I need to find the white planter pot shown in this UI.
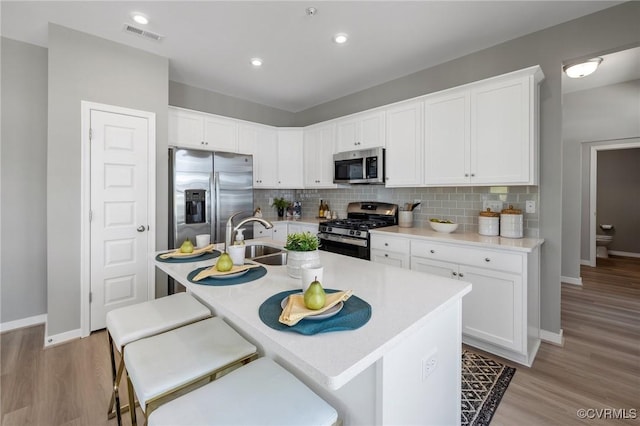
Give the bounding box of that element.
[286,250,320,278]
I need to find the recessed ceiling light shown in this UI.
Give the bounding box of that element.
[132,13,149,25]
[333,33,348,44]
[563,58,603,78]
[250,58,263,67]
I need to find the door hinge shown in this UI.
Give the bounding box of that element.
[89,210,93,222]
[89,128,93,141]
[89,292,92,303]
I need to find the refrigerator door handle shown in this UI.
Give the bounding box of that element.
[214,171,221,241]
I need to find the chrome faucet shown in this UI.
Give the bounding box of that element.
[225,211,274,250]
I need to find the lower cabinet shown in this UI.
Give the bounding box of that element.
[371,233,540,367]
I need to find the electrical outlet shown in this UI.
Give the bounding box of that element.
[268,197,273,206]
[422,349,438,381]
[526,200,536,214]
[482,200,503,212]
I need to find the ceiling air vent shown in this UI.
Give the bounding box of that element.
[123,24,163,42]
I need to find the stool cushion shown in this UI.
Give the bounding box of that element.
[125,317,257,412]
[148,358,338,426]
[106,293,211,351]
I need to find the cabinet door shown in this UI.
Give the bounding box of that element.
[203,115,238,153]
[370,249,409,269]
[471,77,531,184]
[460,265,523,352]
[411,257,458,279]
[288,223,318,235]
[277,129,304,188]
[423,91,470,185]
[304,124,336,188]
[385,101,423,187]
[335,111,385,152]
[169,108,204,149]
[272,222,288,242]
[253,223,273,239]
[239,124,278,187]
[335,118,359,152]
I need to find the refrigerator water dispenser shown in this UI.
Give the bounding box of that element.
[185,189,206,224]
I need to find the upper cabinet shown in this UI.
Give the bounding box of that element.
[423,66,543,186]
[335,110,386,152]
[238,123,278,188]
[276,128,304,189]
[169,107,238,152]
[385,100,424,187]
[304,123,337,188]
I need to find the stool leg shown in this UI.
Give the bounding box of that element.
[127,373,138,426]
[107,333,123,426]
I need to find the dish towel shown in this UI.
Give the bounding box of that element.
[192,263,262,281]
[159,244,216,259]
[279,290,353,326]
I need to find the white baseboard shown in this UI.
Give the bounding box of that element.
[43,324,82,348]
[609,250,640,259]
[0,314,47,333]
[580,259,592,266]
[561,275,583,286]
[540,328,564,346]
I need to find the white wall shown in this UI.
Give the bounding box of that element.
[1,38,48,325]
[562,79,640,273]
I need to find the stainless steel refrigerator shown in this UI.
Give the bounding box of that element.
[169,147,254,252]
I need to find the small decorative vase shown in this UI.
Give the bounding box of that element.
[277,207,284,218]
[286,249,320,278]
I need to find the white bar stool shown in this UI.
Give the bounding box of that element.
[125,316,258,426]
[106,292,212,425]
[147,357,338,426]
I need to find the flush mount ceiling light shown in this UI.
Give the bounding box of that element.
[563,57,603,78]
[250,58,263,67]
[132,13,149,25]
[333,33,348,44]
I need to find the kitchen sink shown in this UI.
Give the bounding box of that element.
[251,252,287,266]
[244,244,282,258]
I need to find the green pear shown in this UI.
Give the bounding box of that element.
[179,239,194,253]
[304,277,326,310]
[216,252,233,272]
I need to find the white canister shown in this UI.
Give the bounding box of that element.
[478,209,500,236]
[500,205,523,238]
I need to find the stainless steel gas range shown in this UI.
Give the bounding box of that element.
[318,201,398,260]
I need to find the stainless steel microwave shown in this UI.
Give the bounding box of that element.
[333,147,385,184]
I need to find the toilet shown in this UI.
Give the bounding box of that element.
[596,235,613,258]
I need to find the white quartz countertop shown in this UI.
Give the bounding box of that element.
[371,225,544,252]
[153,244,470,391]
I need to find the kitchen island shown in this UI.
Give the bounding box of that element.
[154,244,471,425]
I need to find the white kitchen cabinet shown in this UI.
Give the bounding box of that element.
[304,123,337,188]
[385,100,424,187]
[370,234,410,269]
[169,107,239,152]
[423,65,543,186]
[410,238,538,366]
[276,129,304,189]
[335,110,385,152]
[271,222,288,243]
[288,223,318,236]
[239,123,278,187]
[252,223,274,239]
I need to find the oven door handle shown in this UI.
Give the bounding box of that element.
[318,233,368,247]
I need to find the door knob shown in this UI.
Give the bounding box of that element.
[137,225,145,232]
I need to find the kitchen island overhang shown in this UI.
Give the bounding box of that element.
[153,244,471,425]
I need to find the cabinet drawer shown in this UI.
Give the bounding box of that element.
[370,235,410,254]
[411,240,522,274]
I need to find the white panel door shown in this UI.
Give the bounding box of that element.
[90,110,150,331]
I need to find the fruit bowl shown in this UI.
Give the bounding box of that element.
[429,221,459,233]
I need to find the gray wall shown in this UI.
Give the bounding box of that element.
[168,2,640,335]
[596,149,640,253]
[169,81,296,127]
[46,24,168,336]
[0,38,48,323]
[563,80,640,267]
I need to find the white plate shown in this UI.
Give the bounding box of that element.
[210,268,249,280]
[280,293,344,321]
[164,250,206,259]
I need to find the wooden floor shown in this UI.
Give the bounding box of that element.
[1,256,639,425]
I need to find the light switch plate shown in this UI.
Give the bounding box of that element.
[482,200,503,212]
[526,200,536,213]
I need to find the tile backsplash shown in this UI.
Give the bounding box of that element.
[255,186,539,237]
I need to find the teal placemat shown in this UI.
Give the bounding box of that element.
[259,289,371,335]
[187,264,267,286]
[156,250,221,263]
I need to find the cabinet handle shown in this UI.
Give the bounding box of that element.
[471,173,475,177]
[464,173,469,177]
[384,243,389,246]
[384,254,389,257]
[459,273,464,278]
[452,272,457,276]
[485,258,491,262]
[430,249,435,254]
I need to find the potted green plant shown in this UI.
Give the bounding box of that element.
[271,197,289,218]
[284,232,320,278]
